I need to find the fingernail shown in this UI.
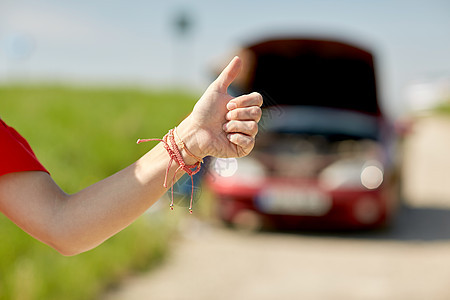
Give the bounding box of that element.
[227,102,237,110]
[223,123,228,131]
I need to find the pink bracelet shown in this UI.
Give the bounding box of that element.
[137,128,201,214]
[174,127,204,163]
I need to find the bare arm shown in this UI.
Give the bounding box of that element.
[0,57,263,256]
[0,143,178,256]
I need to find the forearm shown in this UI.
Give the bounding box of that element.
[0,140,192,256]
[54,141,189,255]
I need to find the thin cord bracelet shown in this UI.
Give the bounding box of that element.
[174,127,204,163]
[137,128,202,214]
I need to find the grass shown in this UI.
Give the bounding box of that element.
[0,84,199,300]
[433,101,450,116]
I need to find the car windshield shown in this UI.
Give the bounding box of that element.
[260,106,380,141]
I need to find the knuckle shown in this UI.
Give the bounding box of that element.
[224,121,233,131]
[236,94,249,106]
[243,136,254,147]
[251,107,261,117]
[249,121,258,133]
[236,135,246,146]
[227,110,236,120]
[254,92,263,106]
[240,92,263,107]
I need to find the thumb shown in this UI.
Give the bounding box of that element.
[213,56,242,94]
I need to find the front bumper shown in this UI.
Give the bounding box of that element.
[208,177,392,230]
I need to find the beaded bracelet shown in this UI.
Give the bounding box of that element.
[137,128,202,214]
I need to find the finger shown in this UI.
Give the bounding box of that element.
[226,106,262,122]
[227,92,263,110]
[223,120,258,137]
[227,133,254,155]
[213,56,242,94]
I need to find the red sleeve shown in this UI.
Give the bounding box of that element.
[0,119,49,177]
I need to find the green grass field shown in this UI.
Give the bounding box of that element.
[0,85,199,300]
[434,101,450,115]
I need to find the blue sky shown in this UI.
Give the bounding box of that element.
[1,0,449,117]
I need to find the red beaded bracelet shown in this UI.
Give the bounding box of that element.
[137,128,202,214]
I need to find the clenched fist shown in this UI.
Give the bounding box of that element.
[177,56,263,161]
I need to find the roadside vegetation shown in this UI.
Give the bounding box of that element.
[433,101,450,115]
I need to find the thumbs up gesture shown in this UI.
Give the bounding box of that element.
[177,56,263,161]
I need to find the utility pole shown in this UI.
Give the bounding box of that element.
[172,7,194,89]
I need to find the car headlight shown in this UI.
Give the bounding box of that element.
[211,157,266,186]
[360,162,384,189]
[319,159,384,190]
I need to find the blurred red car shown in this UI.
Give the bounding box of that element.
[206,37,399,230]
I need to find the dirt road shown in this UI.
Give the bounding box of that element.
[103,116,450,300]
[103,212,450,300]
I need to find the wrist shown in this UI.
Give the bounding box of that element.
[175,119,205,165]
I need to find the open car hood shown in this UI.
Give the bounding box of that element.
[230,37,381,116]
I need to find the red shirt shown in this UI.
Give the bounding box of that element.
[0,119,49,177]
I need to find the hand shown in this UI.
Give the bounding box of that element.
[178,56,263,159]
